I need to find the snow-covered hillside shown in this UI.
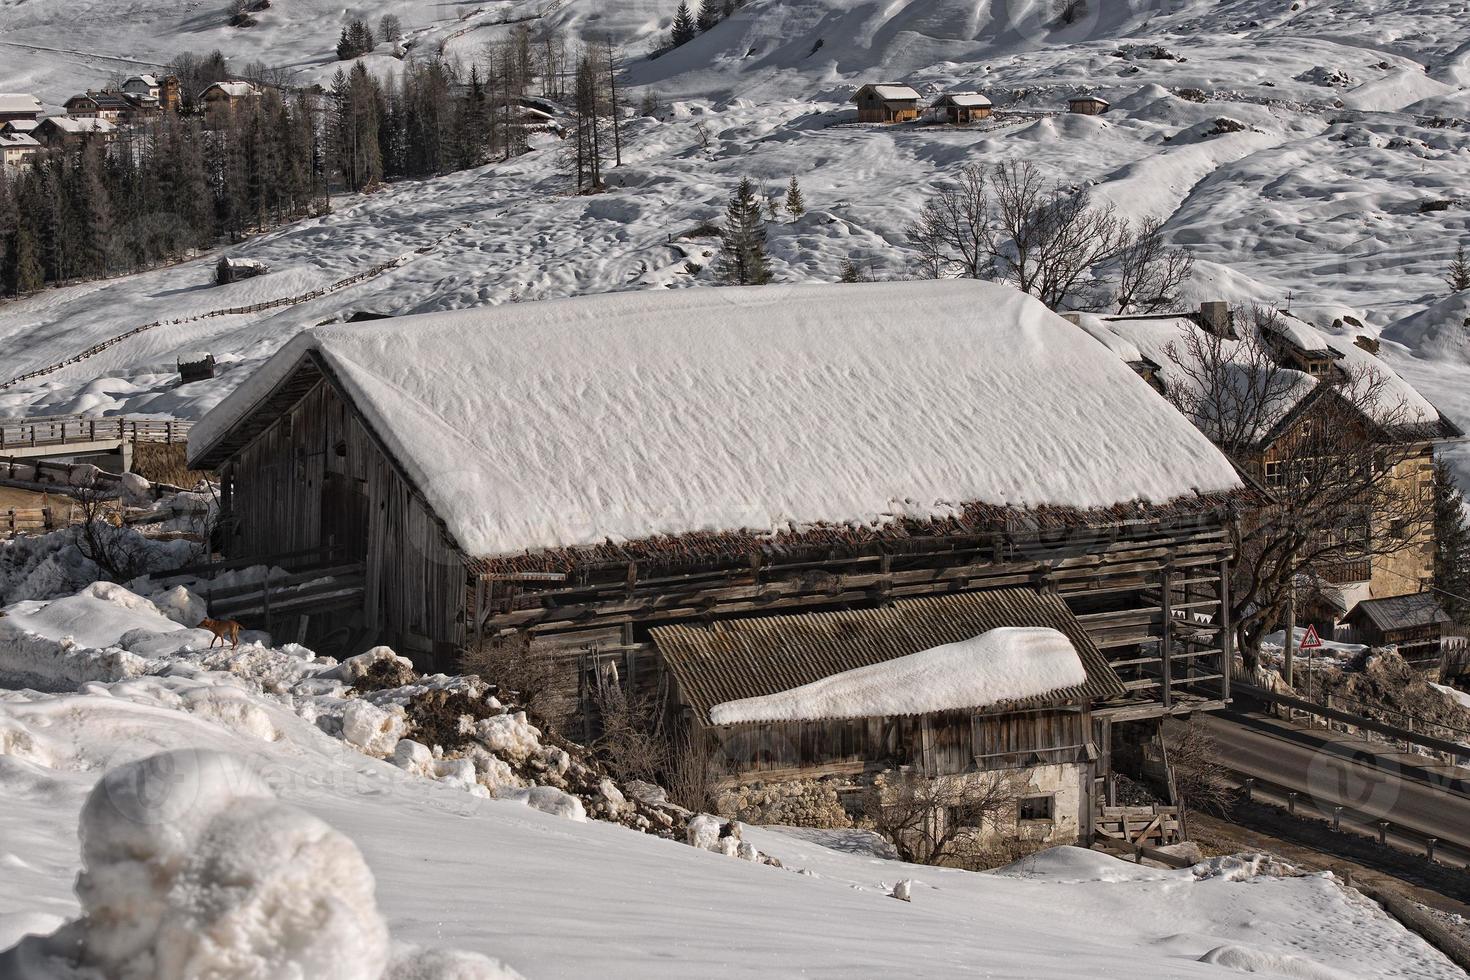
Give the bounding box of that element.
[0,571,1461,978]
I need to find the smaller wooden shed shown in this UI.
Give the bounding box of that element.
[1344,593,1451,665]
[852,84,921,124]
[930,92,993,124]
[177,351,216,384]
[654,589,1126,849]
[1068,95,1111,115]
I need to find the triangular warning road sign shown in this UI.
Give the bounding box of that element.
[1300,624,1323,650]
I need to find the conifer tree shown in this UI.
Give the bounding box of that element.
[670,1,697,46]
[1447,244,1470,294]
[784,174,805,220]
[9,225,44,295]
[715,176,771,286]
[1434,459,1470,625]
[696,0,720,32]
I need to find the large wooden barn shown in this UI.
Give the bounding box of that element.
[190,281,1245,842]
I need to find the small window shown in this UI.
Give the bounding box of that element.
[1018,795,1054,822]
[945,806,984,830]
[1264,461,1283,486]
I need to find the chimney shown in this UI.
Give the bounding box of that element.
[1198,301,1234,338]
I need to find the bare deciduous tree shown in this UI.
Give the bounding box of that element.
[862,769,1023,867]
[904,160,1134,310]
[1164,307,1439,664]
[905,163,991,280]
[1114,215,1195,313]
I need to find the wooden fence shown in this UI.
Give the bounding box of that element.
[0,221,469,393]
[1093,805,1182,847]
[0,415,194,451]
[4,498,125,537]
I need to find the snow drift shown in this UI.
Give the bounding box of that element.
[0,749,517,979]
[709,626,1086,724]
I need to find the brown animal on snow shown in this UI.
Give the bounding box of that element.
[198,617,243,649]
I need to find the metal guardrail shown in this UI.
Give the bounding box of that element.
[1236,682,1470,763]
[1229,768,1470,869]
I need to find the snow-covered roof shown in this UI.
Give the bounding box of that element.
[654,588,1124,723]
[0,133,39,148]
[43,116,115,134]
[1070,94,1110,105]
[204,81,258,99]
[190,281,1243,559]
[176,351,213,364]
[709,627,1086,724]
[0,94,43,116]
[934,92,992,108]
[854,83,920,103]
[2,119,38,133]
[1076,310,1450,442]
[126,74,160,88]
[1268,312,1336,355]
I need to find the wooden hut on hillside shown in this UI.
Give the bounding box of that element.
[851,84,921,123]
[930,92,993,124]
[1069,94,1111,115]
[189,280,1246,841]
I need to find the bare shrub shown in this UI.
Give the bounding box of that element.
[73,486,159,582]
[862,769,1024,867]
[459,631,561,711]
[664,729,727,814]
[1165,721,1232,817]
[591,682,666,784]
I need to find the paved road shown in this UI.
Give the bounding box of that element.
[1192,708,1470,866]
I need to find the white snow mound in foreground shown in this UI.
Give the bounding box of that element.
[0,749,518,980]
[709,626,1086,724]
[188,281,1243,558]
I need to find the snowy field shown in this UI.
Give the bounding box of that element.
[3,1,1470,480]
[0,562,1462,978]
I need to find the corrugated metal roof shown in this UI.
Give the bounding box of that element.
[653,588,1126,725]
[1348,593,1451,633]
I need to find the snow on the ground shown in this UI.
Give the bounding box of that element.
[0,749,518,979]
[3,2,1470,505]
[190,280,1242,557]
[709,626,1086,725]
[0,579,1462,978]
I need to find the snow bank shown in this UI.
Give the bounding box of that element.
[190,282,1242,558]
[709,627,1086,724]
[0,749,516,979]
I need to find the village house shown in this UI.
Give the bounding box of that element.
[0,94,43,126]
[189,281,1246,850]
[200,80,260,115]
[0,132,40,173]
[33,115,116,148]
[122,74,160,101]
[1,118,39,136]
[1342,594,1452,667]
[122,74,182,113]
[851,83,921,123]
[1069,94,1111,115]
[1072,304,1460,645]
[929,92,993,124]
[63,91,138,123]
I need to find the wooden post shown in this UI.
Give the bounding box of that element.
[262,571,273,637]
[1219,558,1232,702]
[1284,593,1296,690]
[1160,568,1173,710]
